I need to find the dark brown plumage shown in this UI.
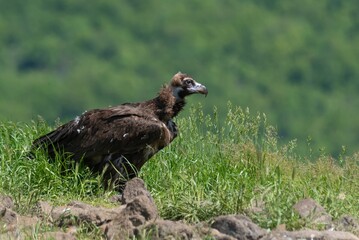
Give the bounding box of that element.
[31,72,208,191]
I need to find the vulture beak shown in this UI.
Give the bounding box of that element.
[188,81,208,97]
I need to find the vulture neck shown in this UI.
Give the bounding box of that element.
[145,85,186,122]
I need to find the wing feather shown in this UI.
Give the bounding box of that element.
[32,107,172,160]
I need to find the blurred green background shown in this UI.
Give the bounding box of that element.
[1,0,358,158]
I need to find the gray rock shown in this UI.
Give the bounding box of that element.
[211,214,267,240]
[103,187,158,239]
[40,231,76,240]
[49,201,124,227]
[121,177,154,204]
[35,201,53,221]
[268,229,359,240]
[0,195,14,209]
[197,225,236,240]
[123,194,158,223]
[293,198,332,228]
[335,215,359,236]
[4,180,358,240]
[0,195,17,230]
[136,219,199,240]
[0,206,40,238]
[0,206,17,225]
[103,194,159,240]
[338,216,359,228]
[32,178,159,240]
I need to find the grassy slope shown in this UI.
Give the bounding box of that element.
[1,104,358,237]
[1,0,359,158]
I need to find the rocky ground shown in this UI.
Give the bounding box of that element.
[1,178,358,240]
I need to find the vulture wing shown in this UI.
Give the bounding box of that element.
[32,106,174,162]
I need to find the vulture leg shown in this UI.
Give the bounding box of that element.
[92,154,138,192]
[167,120,178,140]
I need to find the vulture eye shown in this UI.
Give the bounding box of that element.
[184,79,193,85]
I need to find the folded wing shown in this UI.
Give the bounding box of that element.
[32,107,174,165]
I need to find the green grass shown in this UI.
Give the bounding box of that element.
[141,104,359,230]
[0,118,111,208]
[1,104,358,237]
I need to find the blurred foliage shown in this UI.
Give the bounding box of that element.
[1,0,359,157]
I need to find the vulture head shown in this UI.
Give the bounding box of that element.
[171,72,208,101]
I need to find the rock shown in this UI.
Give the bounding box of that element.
[17,215,40,228]
[338,216,359,228]
[109,194,123,203]
[195,222,235,240]
[36,200,54,222]
[3,180,358,240]
[211,214,267,240]
[121,177,154,204]
[293,198,332,228]
[101,179,158,240]
[49,201,124,227]
[31,178,159,240]
[135,219,199,240]
[269,229,359,240]
[123,194,158,223]
[0,195,14,209]
[197,226,236,240]
[0,233,16,240]
[335,215,359,236]
[104,193,159,240]
[0,195,17,230]
[40,231,76,240]
[0,206,40,237]
[101,216,134,240]
[0,206,17,225]
[208,229,237,240]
